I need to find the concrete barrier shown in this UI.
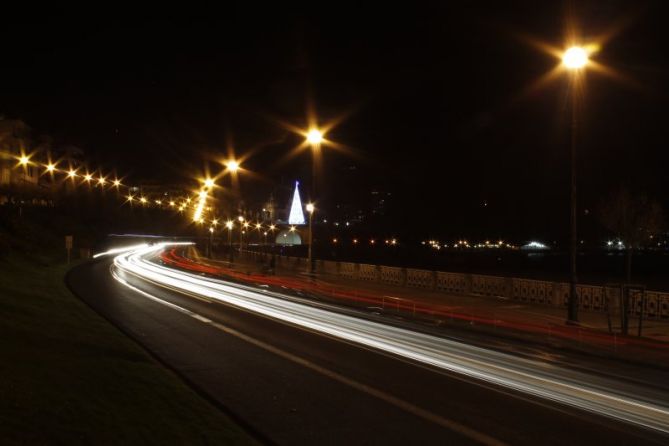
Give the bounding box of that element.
[380,266,404,286]
[406,268,435,290]
[238,248,669,320]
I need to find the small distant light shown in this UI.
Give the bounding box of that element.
[68,170,77,178]
[113,179,121,187]
[45,163,56,172]
[204,178,215,188]
[332,238,338,243]
[306,203,315,213]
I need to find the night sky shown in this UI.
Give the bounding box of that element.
[2,2,668,242]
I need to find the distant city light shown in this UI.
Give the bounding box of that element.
[521,241,549,250]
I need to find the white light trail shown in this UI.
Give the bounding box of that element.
[93,243,150,258]
[112,243,669,435]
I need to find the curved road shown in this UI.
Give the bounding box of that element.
[67,243,669,445]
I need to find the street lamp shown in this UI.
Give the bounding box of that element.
[226,160,240,173]
[305,128,325,275]
[306,203,315,273]
[226,220,234,263]
[238,216,245,252]
[306,128,323,145]
[563,45,589,325]
[208,226,214,258]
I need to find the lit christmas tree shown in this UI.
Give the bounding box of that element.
[288,181,306,225]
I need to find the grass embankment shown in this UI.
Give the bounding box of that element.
[0,208,256,445]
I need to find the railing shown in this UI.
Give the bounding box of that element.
[238,250,669,320]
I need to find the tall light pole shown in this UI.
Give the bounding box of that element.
[237,216,245,252]
[306,128,323,274]
[563,45,588,325]
[226,220,234,263]
[306,203,315,273]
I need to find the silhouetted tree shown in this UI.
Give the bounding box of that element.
[599,187,665,284]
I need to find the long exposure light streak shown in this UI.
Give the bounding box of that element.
[112,243,669,435]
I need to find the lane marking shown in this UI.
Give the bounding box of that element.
[111,268,507,446]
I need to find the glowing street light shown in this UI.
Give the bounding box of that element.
[45,163,56,173]
[563,43,592,325]
[113,179,121,188]
[84,173,93,183]
[67,169,77,179]
[203,178,215,188]
[563,46,588,69]
[18,155,30,166]
[226,220,234,262]
[306,128,323,145]
[97,177,107,186]
[226,160,240,173]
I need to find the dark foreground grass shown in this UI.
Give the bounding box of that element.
[0,256,257,445]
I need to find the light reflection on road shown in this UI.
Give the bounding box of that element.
[112,243,669,435]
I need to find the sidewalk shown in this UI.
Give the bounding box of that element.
[165,248,669,365]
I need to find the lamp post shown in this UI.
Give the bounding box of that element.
[563,45,588,325]
[305,128,323,275]
[306,203,315,273]
[226,220,234,263]
[238,216,244,252]
[208,226,214,258]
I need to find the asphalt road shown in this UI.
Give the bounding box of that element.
[67,253,669,445]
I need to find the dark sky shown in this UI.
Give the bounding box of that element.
[2,2,668,242]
